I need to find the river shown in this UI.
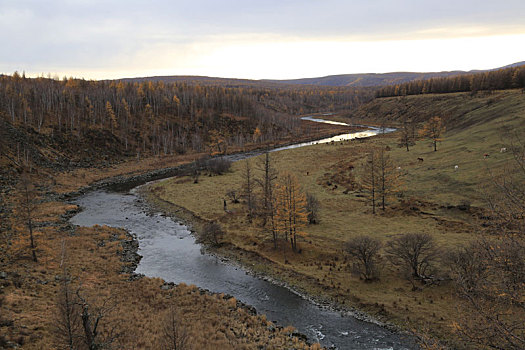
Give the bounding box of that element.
[70,117,416,349]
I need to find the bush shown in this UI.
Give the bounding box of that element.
[206,158,232,175]
[345,236,382,281]
[198,222,224,246]
[225,189,240,203]
[385,233,439,280]
[306,193,320,224]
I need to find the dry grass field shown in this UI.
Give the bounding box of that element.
[149,90,525,348]
[1,131,338,348]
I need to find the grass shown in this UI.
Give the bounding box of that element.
[149,89,525,348]
[1,156,323,349]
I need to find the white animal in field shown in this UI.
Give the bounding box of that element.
[454,165,459,171]
[500,147,507,153]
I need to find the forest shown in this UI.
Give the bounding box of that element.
[375,64,525,97]
[0,73,371,160]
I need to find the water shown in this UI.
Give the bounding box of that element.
[269,117,396,152]
[70,117,415,349]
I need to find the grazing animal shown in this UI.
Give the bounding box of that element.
[500,147,507,153]
[454,165,459,171]
[417,157,424,163]
[484,153,490,159]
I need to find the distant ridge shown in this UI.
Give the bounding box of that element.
[265,61,525,87]
[118,61,525,88]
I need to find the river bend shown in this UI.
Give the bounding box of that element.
[70,118,415,349]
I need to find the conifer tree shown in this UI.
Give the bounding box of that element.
[419,116,445,151]
[274,172,308,252]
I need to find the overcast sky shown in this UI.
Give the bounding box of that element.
[1,0,525,80]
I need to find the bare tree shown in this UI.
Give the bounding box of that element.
[360,148,378,214]
[376,146,402,211]
[447,141,525,349]
[242,160,256,223]
[198,222,224,247]
[256,151,278,248]
[398,118,416,151]
[19,171,37,262]
[306,193,320,224]
[385,233,439,281]
[76,291,118,350]
[162,306,188,350]
[225,189,240,204]
[345,236,382,281]
[55,241,81,350]
[191,161,201,184]
[447,239,525,349]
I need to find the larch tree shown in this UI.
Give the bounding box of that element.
[398,118,416,151]
[55,241,81,349]
[105,101,117,134]
[256,151,278,247]
[419,116,445,152]
[275,172,308,253]
[18,171,37,262]
[376,146,402,211]
[360,148,379,214]
[242,160,256,223]
[162,305,188,350]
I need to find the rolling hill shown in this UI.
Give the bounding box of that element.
[118,61,525,88]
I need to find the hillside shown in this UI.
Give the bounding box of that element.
[268,61,525,87]
[116,61,525,88]
[266,71,468,87]
[145,89,525,349]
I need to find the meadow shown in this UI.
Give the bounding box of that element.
[148,89,525,348]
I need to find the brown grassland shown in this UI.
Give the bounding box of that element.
[0,122,351,349]
[146,90,525,349]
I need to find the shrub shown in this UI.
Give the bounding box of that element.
[385,233,439,280]
[306,193,320,224]
[198,222,224,246]
[206,158,232,175]
[345,236,382,281]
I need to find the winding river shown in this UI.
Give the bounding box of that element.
[70,117,415,349]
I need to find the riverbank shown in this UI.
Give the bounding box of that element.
[139,185,409,333]
[146,125,505,349]
[2,121,355,348]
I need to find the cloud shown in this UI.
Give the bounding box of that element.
[1,0,524,78]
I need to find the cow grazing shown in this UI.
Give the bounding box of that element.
[500,147,507,153]
[417,157,424,163]
[454,165,459,171]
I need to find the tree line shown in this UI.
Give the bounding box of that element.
[375,65,525,98]
[0,73,372,159]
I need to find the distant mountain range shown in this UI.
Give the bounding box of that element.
[120,61,525,88]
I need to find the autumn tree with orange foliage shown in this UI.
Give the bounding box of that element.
[274,173,308,253]
[419,116,445,151]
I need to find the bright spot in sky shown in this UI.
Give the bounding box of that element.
[1,0,524,79]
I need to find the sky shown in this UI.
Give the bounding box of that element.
[1,0,525,80]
